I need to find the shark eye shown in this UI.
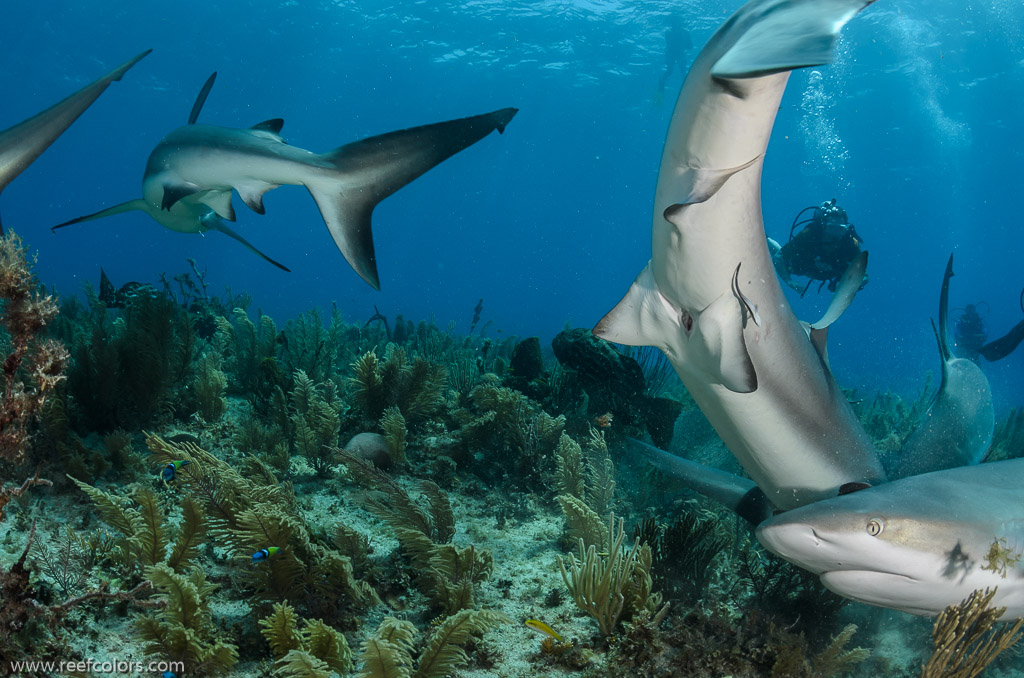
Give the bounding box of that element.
[866,519,884,537]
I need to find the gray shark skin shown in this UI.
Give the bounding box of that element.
[892,255,994,479]
[757,459,1024,618]
[0,50,150,229]
[627,437,774,524]
[594,0,884,510]
[55,80,517,288]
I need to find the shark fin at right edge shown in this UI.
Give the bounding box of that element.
[712,0,875,79]
[51,199,150,230]
[305,107,519,290]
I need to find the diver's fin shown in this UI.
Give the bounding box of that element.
[811,251,868,331]
[712,0,874,78]
[627,437,773,524]
[304,107,518,289]
[188,72,217,125]
[978,319,1024,362]
[204,217,291,272]
[52,199,150,230]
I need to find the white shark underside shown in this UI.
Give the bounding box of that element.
[757,459,1024,618]
[596,0,884,509]
[0,50,150,229]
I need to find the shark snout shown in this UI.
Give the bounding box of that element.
[756,521,829,572]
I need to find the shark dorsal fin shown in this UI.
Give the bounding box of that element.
[937,254,954,362]
[251,119,285,136]
[188,72,218,125]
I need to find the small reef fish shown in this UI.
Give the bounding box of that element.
[252,546,281,562]
[160,460,190,482]
[524,619,563,642]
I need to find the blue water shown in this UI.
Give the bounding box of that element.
[2,0,1021,410]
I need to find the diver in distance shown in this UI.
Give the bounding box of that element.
[654,16,693,104]
[767,199,868,296]
[953,291,1024,362]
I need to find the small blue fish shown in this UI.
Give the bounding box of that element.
[161,460,190,482]
[161,672,177,678]
[252,546,281,562]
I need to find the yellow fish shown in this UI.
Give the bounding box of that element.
[524,619,563,642]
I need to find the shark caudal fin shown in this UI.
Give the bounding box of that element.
[712,0,876,79]
[803,251,869,367]
[0,50,151,197]
[304,107,518,290]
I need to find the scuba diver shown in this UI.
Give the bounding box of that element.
[767,199,867,296]
[953,290,1024,362]
[654,16,693,104]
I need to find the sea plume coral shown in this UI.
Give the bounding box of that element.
[0,230,68,464]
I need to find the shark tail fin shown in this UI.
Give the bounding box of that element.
[304,107,519,289]
[52,199,150,231]
[711,0,875,78]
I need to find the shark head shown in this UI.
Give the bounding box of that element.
[756,462,1024,617]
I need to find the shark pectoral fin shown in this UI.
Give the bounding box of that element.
[663,158,761,220]
[811,251,868,331]
[161,183,200,211]
[204,216,291,272]
[236,181,278,215]
[593,261,677,348]
[196,189,236,221]
[307,107,518,289]
[694,286,757,393]
[52,198,149,231]
[711,0,873,78]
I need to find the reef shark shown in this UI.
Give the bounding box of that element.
[595,0,885,509]
[54,72,518,286]
[892,254,994,479]
[0,49,150,232]
[757,459,1024,618]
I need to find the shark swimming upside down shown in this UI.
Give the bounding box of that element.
[54,72,518,287]
[595,0,885,510]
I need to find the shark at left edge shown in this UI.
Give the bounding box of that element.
[0,49,152,233]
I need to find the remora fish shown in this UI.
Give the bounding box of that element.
[756,459,1024,618]
[892,254,994,478]
[54,72,518,287]
[594,0,885,509]
[0,49,150,231]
